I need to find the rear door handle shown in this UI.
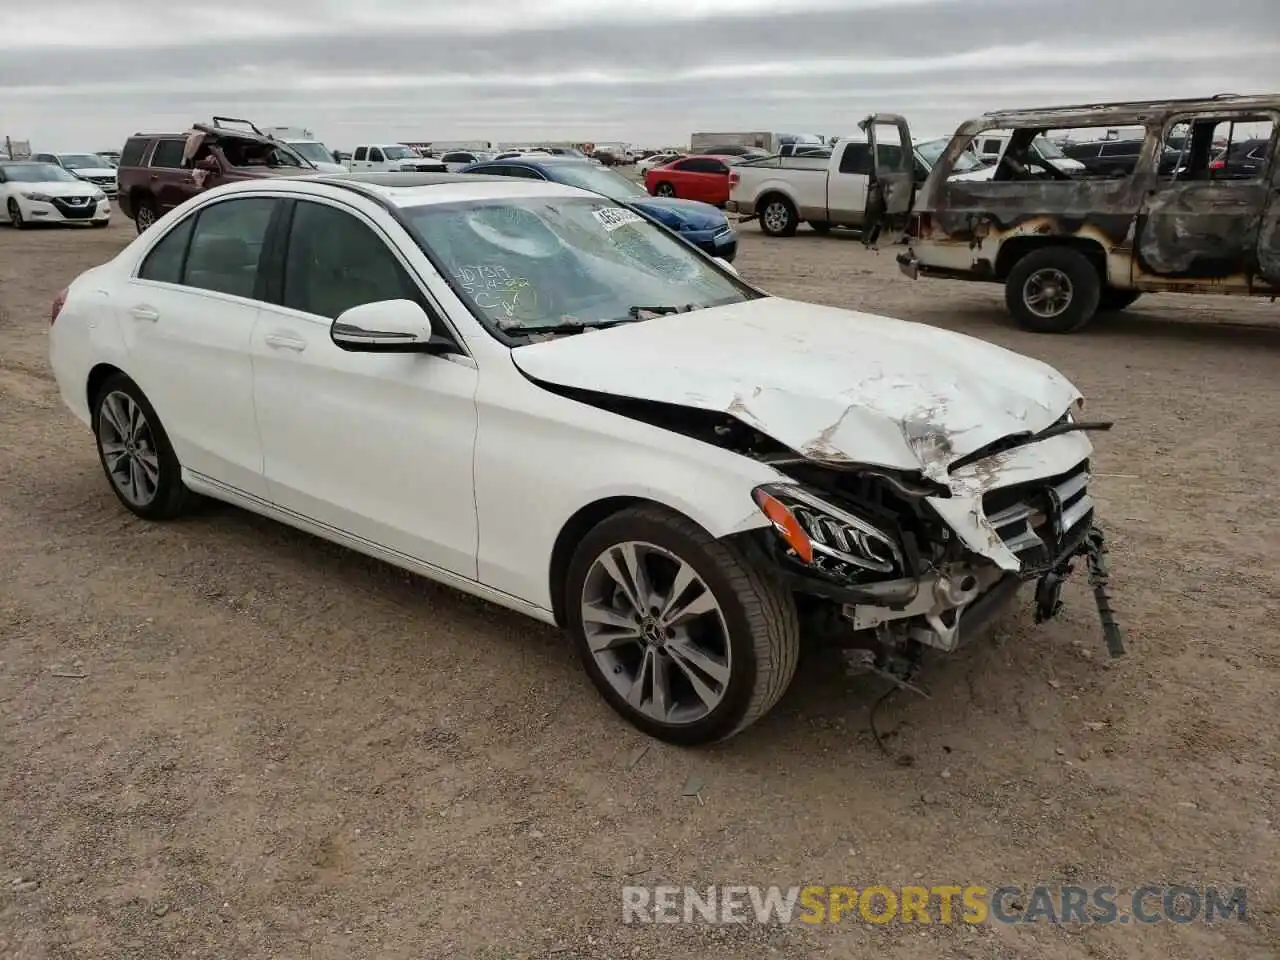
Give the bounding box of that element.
[130,306,160,322]
[264,333,307,352]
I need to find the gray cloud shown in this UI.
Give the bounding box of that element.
[2,0,1276,150]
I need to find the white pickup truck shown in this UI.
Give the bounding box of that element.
[726,133,993,237]
[348,144,447,173]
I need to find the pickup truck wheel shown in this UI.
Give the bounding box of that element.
[566,505,800,745]
[808,220,832,234]
[133,200,157,234]
[1005,247,1101,334]
[1098,288,1141,311]
[654,182,676,197]
[759,197,798,237]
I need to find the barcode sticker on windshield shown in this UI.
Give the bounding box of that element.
[593,207,643,232]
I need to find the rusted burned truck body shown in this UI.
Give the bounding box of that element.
[866,96,1280,333]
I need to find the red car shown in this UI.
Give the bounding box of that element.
[644,155,737,205]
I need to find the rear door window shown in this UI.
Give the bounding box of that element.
[838,143,870,174]
[180,197,278,299]
[149,139,186,168]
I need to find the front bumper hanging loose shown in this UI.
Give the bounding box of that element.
[1034,524,1126,658]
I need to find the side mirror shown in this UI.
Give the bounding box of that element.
[715,257,740,276]
[330,299,449,353]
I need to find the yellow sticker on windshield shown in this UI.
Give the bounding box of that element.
[592,207,643,232]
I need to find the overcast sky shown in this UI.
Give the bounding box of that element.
[2,0,1277,151]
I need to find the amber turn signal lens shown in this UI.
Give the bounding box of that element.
[753,490,814,564]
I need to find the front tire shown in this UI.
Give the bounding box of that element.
[566,505,800,745]
[8,199,29,230]
[1004,247,1101,333]
[92,373,192,520]
[759,196,798,237]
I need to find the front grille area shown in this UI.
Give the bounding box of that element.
[983,459,1092,574]
[52,196,97,219]
[713,224,732,239]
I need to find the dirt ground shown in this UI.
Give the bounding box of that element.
[1,215,1277,960]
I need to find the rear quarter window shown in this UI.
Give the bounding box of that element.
[120,137,150,167]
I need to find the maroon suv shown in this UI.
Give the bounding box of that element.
[117,118,316,233]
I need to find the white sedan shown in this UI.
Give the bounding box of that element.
[48,174,1116,744]
[1,161,111,228]
[637,152,684,175]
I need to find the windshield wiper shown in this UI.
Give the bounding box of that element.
[627,304,695,319]
[505,318,639,337]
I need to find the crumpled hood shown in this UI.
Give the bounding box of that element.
[629,196,726,230]
[512,297,1081,485]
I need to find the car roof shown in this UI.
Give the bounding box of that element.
[201,171,604,209]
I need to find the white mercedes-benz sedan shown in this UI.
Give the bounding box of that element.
[48,173,1122,744]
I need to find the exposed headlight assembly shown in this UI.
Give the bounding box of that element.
[752,483,902,576]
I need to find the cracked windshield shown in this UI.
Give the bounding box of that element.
[405,198,749,333]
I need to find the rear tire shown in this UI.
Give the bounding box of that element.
[1098,288,1141,311]
[759,196,798,237]
[654,182,676,197]
[92,373,193,520]
[565,505,800,745]
[1004,247,1101,333]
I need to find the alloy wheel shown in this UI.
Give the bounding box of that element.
[1023,267,1074,319]
[580,540,731,725]
[97,390,161,507]
[763,201,790,234]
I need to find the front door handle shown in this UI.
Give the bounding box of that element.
[130,306,160,322]
[264,333,307,352]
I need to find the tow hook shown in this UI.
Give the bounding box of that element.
[1035,525,1126,658]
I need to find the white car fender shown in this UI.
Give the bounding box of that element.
[472,353,780,613]
[49,270,131,427]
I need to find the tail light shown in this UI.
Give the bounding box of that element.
[51,287,68,325]
[728,171,740,186]
[1209,158,1225,170]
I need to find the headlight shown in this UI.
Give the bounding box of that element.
[22,192,53,202]
[753,483,902,575]
[92,191,106,201]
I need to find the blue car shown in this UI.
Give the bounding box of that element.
[457,157,737,262]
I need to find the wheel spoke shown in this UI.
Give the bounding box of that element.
[627,647,655,708]
[126,457,144,502]
[100,441,129,470]
[136,451,160,486]
[101,395,129,439]
[662,584,717,626]
[666,637,729,709]
[126,399,145,443]
[600,543,654,615]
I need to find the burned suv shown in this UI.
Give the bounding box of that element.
[862,95,1279,333]
[118,117,317,233]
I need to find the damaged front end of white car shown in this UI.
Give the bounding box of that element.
[744,400,1124,691]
